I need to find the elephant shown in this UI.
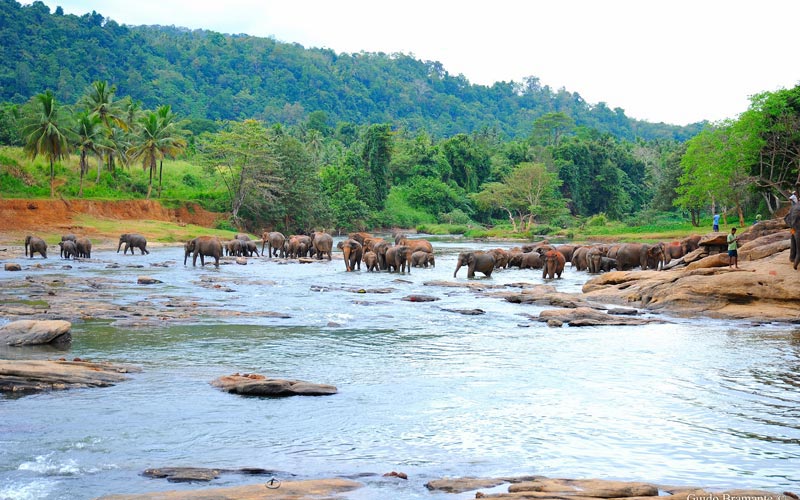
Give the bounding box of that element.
[59,234,77,257]
[555,244,578,263]
[261,231,286,257]
[785,202,800,269]
[642,243,667,270]
[663,241,684,262]
[411,250,435,268]
[542,249,566,279]
[287,235,312,258]
[337,239,363,272]
[614,243,645,271]
[599,256,617,272]
[185,236,223,268]
[533,244,556,256]
[235,233,252,241]
[371,240,391,270]
[224,239,244,256]
[507,251,524,268]
[311,231,333,260]
[393,232,408,245]
[242,240,260,257]
[24,235,48,259]
[58,240,77,259]
[571,246,590,271]
[363,251,379,272]
[454,251,495,279]
[348,232,374,246]
[396,236,433,254]
[519,251,542,269]
[487,248,509,269]
[118,233,149,255]
[384,245,412,273]
[586,247,605,274]
[76,237,92,258]
[521,240,550,253]
[681,234,702,255]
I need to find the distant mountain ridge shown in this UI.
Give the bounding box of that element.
[0,0,703,140]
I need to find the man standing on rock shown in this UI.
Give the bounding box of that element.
[727,227,740,269]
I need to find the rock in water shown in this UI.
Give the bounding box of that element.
[211,373,337,397]
[0,319,71,346]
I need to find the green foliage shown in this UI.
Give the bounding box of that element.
[0,1,702,142]
[437,208,473,225]
[416,223,469,235]
[374,187,436,228]
[585,213,608,227]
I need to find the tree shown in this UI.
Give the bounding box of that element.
[72,111,102,197]
[531,112,574,148]
[744,86,800,212]
[81,81,126,173]
[361,123,393,210]
[127,105,187,199]
[199,119,280,226]
[472,162,564,231]
[22,90,71,198]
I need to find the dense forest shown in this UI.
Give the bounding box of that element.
[0,0,702,141]
[1,0,798,236]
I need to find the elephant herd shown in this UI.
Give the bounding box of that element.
[332,232,435,273]
[450,234,705,280]
[22,233,145,260]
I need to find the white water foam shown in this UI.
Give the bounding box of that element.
[0,480,54,500]
[18,454,80,476]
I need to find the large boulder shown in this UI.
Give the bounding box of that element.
[537,307,663,327]
[583,250,800,322]
[211,373,337,397]
[0,319,71,346]
[0,359,140,393]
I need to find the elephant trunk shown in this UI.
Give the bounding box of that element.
[453,262,462,278]
[117,240,123,253]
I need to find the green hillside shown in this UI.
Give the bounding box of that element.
[0,0,702,141]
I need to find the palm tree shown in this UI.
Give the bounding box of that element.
[22,90,71,198]
[72,111,102,197]
[128,105,187,199]
[81,81,125,173]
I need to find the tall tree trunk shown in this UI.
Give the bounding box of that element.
[158,160,163,198]
[49,159,55,198]
[146,159,154,200]
[78,152,86,197]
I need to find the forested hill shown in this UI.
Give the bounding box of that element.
[0,0,702,140]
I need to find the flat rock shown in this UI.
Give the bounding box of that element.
[211,373,337,397]
[142,467,280,483]
[425,477,510,493]
[0,359,141,394]
[137,276,162,284]
[0,319,71,346]
[95,478,362,500]
[538,307,662,326]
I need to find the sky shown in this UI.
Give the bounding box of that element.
[28,0,800,126]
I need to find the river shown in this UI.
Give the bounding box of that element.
[1,236,798,500]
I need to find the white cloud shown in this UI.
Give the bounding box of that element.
[30,0,800,125]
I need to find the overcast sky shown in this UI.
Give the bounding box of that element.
[29,0,800,126]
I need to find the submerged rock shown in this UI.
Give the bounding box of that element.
[211,373,337,397]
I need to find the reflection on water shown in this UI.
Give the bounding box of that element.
[1,241,799,499]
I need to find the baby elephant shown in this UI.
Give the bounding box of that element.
[411,250,435,268]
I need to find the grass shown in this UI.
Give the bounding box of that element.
[73,215,247,244]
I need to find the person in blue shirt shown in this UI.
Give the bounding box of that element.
[713,213,720,232]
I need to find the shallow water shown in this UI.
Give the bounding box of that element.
[1,237,799,500]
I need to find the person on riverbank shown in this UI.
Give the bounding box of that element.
[727,227,740,269]
[713,213,720,232]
